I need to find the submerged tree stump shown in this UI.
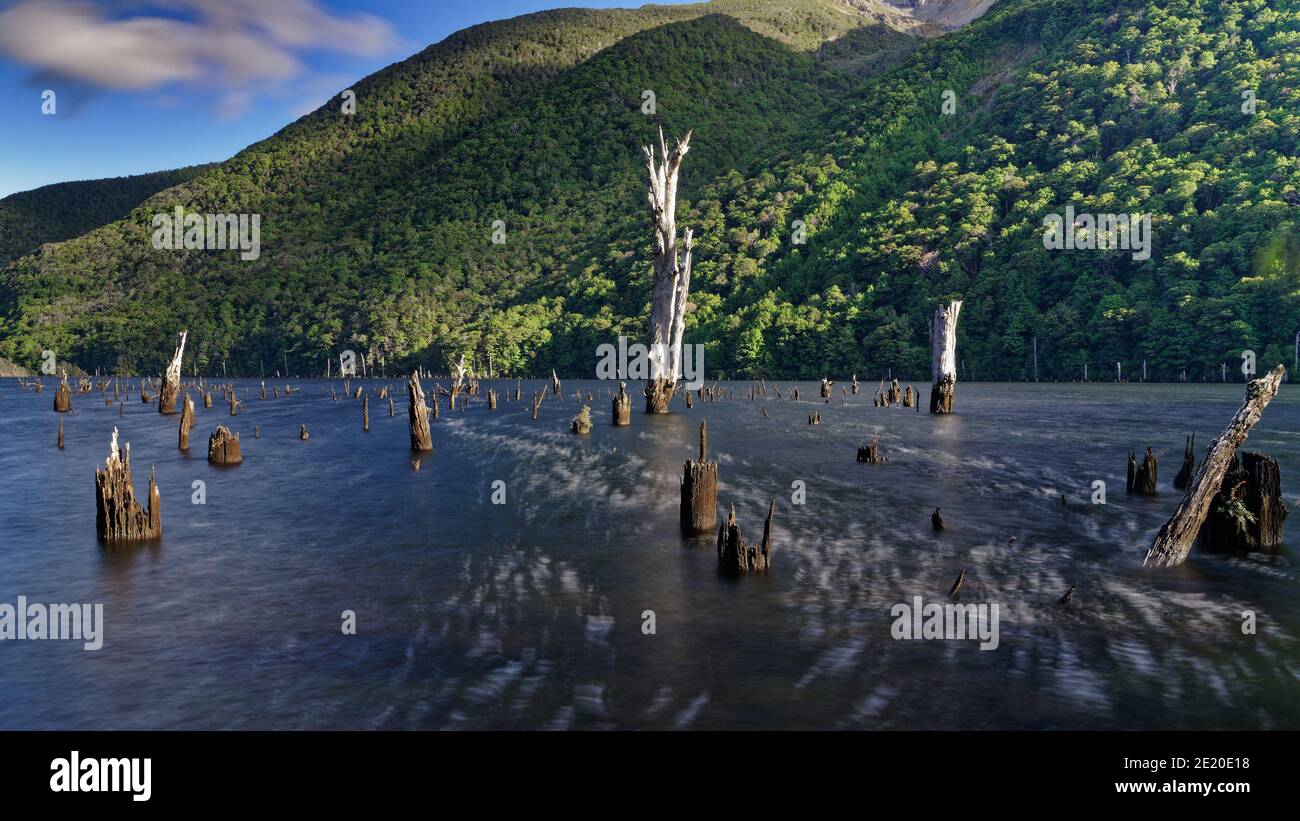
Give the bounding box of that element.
[820,378,833,399]
[571,405,593,435]
[887,379,901,406]
[95,428,161,543]
[857,435,884,464]
[57,418,64,449]
[681,421,718,535]
[929,300,962,414]
[389,397,395,417]
[808,412,821,425]
[552,369,561,396]
[1144,365,1286,567]
[717,501,773,573]
[53,372,73,412]
[300,424,310,441]
[903,385,916,408]
[932,508,945,530]
[363,396,370,431]
[531,391,543,420]
[178,393,195,450]
[612,383,631,426]
[851,375,860,395]
[407,372,432,452]
[1129,448,1158,495]
[1197,451,1288,554]
[207,426,242,465]
[488,389,498,410]
[1173,433,1196,490]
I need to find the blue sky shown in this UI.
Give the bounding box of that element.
[0,0,694,198]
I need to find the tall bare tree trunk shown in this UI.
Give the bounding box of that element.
[643,129,695,414]
[408,371,432,452]
[159,330,187,414]
[929,301,962,414]
[1144,365,1285,568]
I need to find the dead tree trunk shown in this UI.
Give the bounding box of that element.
[551,369,561,397]
[1133,448,1158,495]
[929,300,962,414]
[53,372,72,412]
[681,420,717,535]
[1197,451,1288,554]
[1144,365,1286,567]
[717,503,772,573]
[178,393,195,450]
[57,418,64,449]
[643,129,695,414]
[612,382,631,425]
[1173,433,1196,490]
[207,426,242,465]
[95,428,161,543]
[363,396,370,431]
[159,330,187,414]
[851,374,860,395]
[488,389,498,410]
[408,371,433,452]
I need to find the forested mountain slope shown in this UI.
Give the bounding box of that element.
[2,0,1295,381]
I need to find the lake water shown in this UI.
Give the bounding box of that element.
[0,377,1297,730]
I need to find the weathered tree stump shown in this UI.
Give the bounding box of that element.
[684,391,694,408]
[407,372,432,452]
[57,418,64,449]
[158,331,187,414]
[932,508,944,530]
[903,385,916,408]
[552,369,561,396]
[1130,448,1158,495]
[717,502,772,573]
[1144,365,1285,567]
[228,388,238,416]
[207,426,242,465]
[53,372,73,412]
[851,375,860,395]
[531,391,543,420]
[515,380,522,401]
[792,387,800,401]
[363,396,370,431]
[95,428,161,543]
[1173,433,1196,490]
[1197,451,1288,554]
[929,300,962,414]
[300,424,310,441]
[887,379,901,406]
[820,378,833,399]
[681,420,717,535]
[808,412,821,425]
[487,389,498,410]
[203,391,213,409]
[571,405,593,435]
[857,435,884,464]
[389,397,395,417]
[612,383,631,425]
[178,393,195,450]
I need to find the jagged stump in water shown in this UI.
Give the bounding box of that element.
[53,372,72,412]
[612,382,631,426]
[1198,451,1288,555]
[159,330,186,414]
[717,501,773,574]
[95,428,161,543]
[681,420,717,535]
[207,425,242,465]
[571,405,593,435]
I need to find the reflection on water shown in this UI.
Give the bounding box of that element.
[0,378,1296,729]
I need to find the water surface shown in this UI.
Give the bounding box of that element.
[0,378,1296,729]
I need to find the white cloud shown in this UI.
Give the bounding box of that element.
[0,0,397,114]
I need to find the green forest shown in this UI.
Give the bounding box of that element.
[0,0,1296,381]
